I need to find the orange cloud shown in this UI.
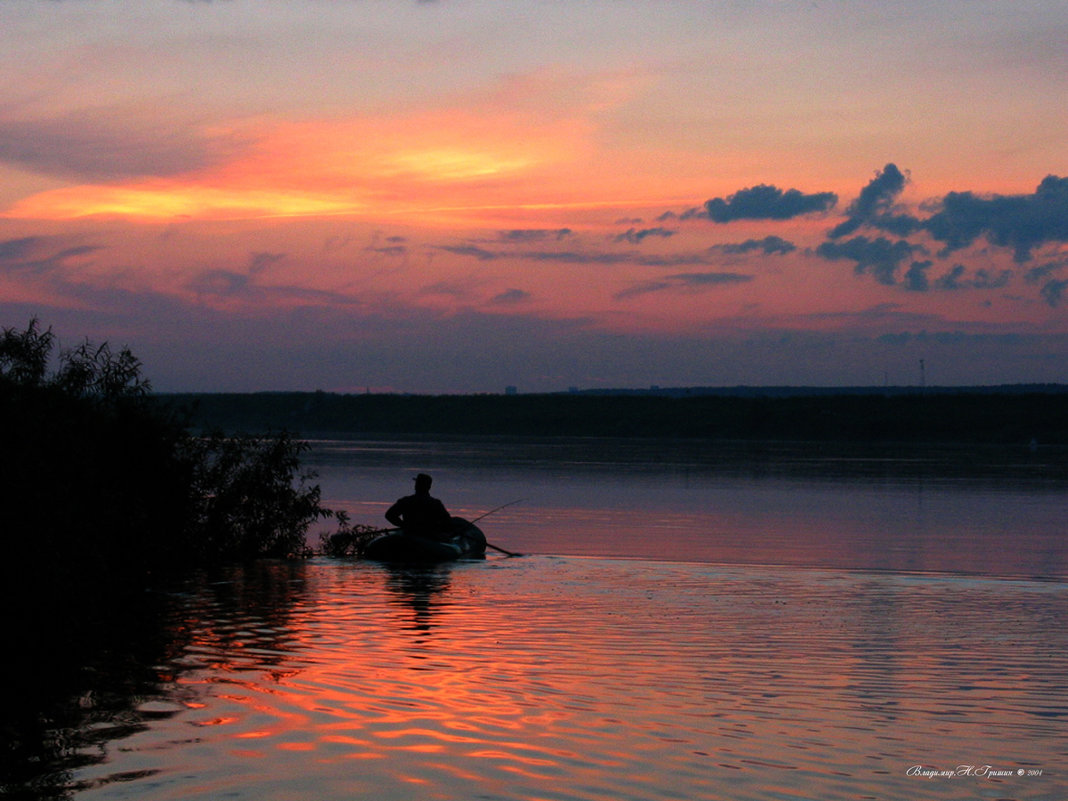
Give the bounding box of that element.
[2,110,594,224]
[4,182,365,220]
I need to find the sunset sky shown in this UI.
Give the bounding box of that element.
[2,0,1066,392]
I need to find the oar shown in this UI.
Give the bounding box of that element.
[471,499,525,557]
[483,541,520,557]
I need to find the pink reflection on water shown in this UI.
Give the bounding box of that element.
[489,481,1065,579]
[311,439,1067,580]
[69,557,1058,801]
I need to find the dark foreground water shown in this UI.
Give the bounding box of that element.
[5,438,1067,800]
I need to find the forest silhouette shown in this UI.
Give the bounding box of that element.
[167,386,1067,445]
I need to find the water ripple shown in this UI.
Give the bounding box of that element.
[55,558,1068,801]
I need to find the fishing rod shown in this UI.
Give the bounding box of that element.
[472,498,525,557]
[470,498,525,524]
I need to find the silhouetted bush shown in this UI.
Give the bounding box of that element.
[183,429,324,561]
[0,320,332,615]
[319,512,383,558]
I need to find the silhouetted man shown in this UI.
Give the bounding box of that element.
[385,473,452,539]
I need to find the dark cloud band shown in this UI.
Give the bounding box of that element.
[689,184,838,222]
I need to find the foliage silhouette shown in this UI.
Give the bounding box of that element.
[319,511,385,558]
[1,320,335,621]
[183,429,325,562]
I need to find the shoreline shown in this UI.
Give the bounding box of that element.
[161,389,1068,446]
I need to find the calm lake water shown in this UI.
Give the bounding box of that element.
[6,438,1067,800]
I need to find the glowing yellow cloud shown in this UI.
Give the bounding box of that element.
[382,148,535,181]
[2,110,589,222]
[5,183,365,220]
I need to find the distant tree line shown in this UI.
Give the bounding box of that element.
[0,321,340,622]
[166,388,1068,445]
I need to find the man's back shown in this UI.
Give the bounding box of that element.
[386,491,451,537]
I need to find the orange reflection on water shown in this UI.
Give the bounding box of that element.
[119,555,1068,801]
